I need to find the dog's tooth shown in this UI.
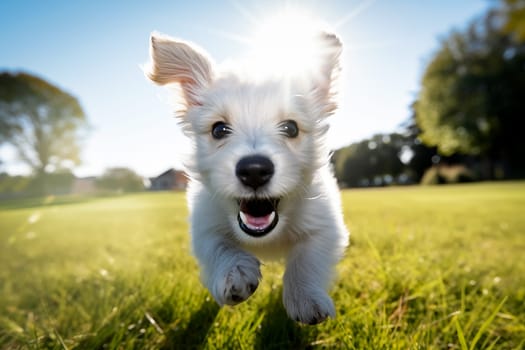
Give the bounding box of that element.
[239,211,248,225]
[269,211,275,224]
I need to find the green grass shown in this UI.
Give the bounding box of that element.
[1,182,524,349]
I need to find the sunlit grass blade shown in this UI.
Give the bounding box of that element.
[469,296,508,350]
[485,336,501,350]
[455,317,469,350]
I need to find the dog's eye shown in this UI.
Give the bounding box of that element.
[211,121,232,139]
[279,120,299,138]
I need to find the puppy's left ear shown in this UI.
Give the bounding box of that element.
[146,32,214,107]
[312,32,342,116]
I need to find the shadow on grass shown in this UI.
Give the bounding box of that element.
[161,299,220,350]
[255,288,314,350]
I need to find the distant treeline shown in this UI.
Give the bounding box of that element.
[0,167,145,199]
[332,129,488,188]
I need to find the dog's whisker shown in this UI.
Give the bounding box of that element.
[305,193,324,201]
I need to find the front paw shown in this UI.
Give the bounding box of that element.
[283,286,335,325]
[211,254,261,306]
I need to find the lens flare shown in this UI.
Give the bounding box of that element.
[246,10,332,76]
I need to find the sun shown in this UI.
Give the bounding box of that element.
[244,9,333,76]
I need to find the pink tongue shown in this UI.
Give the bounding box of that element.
[244,213,271,228]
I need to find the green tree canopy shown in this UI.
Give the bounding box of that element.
[501,0,525,42]
[333,133,408,187]
[415,10,525,177]
[0,71,88,175]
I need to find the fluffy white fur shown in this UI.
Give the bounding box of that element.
[146,31,349,324]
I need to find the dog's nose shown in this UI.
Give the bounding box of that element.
[236,155,274,189]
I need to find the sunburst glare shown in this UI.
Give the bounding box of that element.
[243,9,333,76]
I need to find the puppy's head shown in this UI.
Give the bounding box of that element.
[146,32,341,242]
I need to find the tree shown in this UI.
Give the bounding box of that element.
[96,167,145,193]
[415,10,525,178]
[401,115,439,182]
[333,133,407,187]
[0,71,88,177]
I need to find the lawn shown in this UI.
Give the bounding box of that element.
[0,182,524,349]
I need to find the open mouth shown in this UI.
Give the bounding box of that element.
[237,198,280,237]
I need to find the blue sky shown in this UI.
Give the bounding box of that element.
[0,0,491,177]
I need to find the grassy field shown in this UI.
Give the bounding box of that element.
[0,182,524,349]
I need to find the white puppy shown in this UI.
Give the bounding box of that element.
[146,31,349,325]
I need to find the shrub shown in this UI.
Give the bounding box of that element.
[421,165,476,185]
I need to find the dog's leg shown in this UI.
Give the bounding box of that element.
[188,185,262,306]
[193,234,261,306]
[282,233,343,325]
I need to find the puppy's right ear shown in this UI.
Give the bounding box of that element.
[146,32,214,107]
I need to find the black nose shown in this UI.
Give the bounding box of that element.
[236,155,274,189]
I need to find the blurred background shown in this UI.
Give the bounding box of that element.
[1,0,524,197]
